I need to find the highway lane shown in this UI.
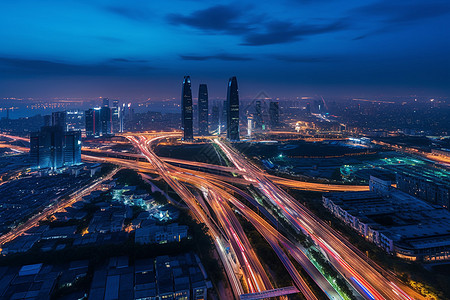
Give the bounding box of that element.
[0,133,422,299]
[128,135,279,298]
[174,166,339,300]
[84,147,324,298]
[0,134,369,193]
[213,139,423,300]
[206,188,273,293]
[82,148,369,192]
[82,145,367,298]
[96,153,419,299]
[138,135,274,294]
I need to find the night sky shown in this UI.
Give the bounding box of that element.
[0,0,449,99]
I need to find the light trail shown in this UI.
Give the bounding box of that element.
[0,167,121,247]
[127,135,277,297]
[213,139,423,300]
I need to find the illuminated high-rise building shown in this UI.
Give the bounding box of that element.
[255,100,263,130]
[211,104,220,134]
[181,76,193,141]
[30,125,81,169]
[63,130,82,166]
[269,101,279,128]
[66,110,84,131]
[100,106,112,136]
[247,116,253,137]
[198,84,209,136]
[85,108,101,137]
[112,100,120,133]
[221,100,227,134]
[226,76,240,141]
[52,111,67,131]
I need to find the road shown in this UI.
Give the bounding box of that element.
[213,139,424,300]
[127,135,278,298]
[0,133,425,299]
[0,134,369,193]
[0,167,121,248]
[82,142,422,299]
[81,148,369,192]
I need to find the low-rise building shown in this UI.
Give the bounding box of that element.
[323,176,450,261]
[135,223,188,245]
[396,171,450,210]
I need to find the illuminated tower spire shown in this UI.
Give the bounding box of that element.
[181,76,193,141]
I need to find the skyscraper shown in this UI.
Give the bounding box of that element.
[85,108,101,138]
[100,106,112,135]
[211,104,220,134]
[63,130,82,166]
[221,100,228,134]
[226,76,240,141]
[30,126,63,169]
[181,76,193,141]
[66,110,84,131]
[247,116,253,137]
[112,100,120,133]
[102,97,110,108]
[255,101,263,130]
[52,111,67,131]
[198,84,208,136]
[269,101,279,128]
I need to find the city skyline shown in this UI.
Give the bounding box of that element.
[0,0,449,99]
[1,1,450,300]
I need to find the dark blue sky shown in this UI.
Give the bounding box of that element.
[0,0,449,99]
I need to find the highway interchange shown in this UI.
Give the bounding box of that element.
[0,132,426,300]
[122,134,423,300]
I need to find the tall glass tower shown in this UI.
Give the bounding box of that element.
[181,76,193,141]
[198,84,209,136]
[226,76,240,141]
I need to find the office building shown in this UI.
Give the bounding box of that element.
[112,100,121,133]
[100,106,112,136]
[63,130,82,166]
[30,126,63,169]
[269,101,279,128]
[66,110,84,131]
[198,84,208,136]
[52,111,67,131]
[247,116,253,137]
[255,100,263,130]
[44,115,51,126]
[211,104,219,134]
[221,100,227,134]
[397,172,450,210]
[323,176,450,261]
[181,76,193,141]
[226,76,240,141]
[85,108,101,138]
[30,125,81,169]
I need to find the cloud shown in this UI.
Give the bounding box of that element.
[242,20,348,46]
[179,54,253,61]
[104,5,151,22]
[0,57,154,77]
[167,5,251,34]
[356,0,450,23]
[271,55,337,63]
[353,0,450,39]
[110,58,150,63]
[168,4,347,46]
